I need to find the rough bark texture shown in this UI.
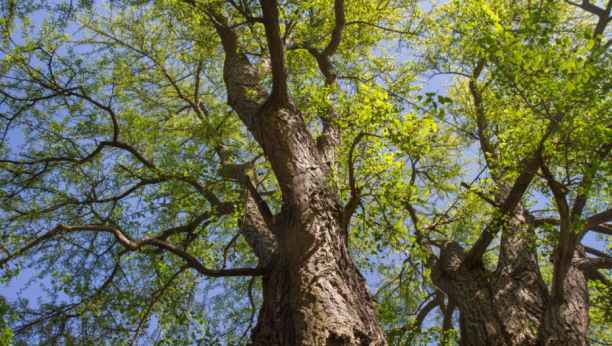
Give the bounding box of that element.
[242,100,384,345]
[197,0,606,344]
[251,208,384,346]
[540,254,590,346]
[194,1,388,344]
[431,241,508,346]
[491,203,549,345]
[428,199,599,346]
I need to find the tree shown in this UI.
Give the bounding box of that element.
[377,0,612,345]
[1,0,612,345]
[0,0,423,344]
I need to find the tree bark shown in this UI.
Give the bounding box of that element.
[491,202,549,345]
[196,3,387,344]
[429,205,593,346]
[540,254,590,346]
[431,241,508,346]
[250,205,385,346]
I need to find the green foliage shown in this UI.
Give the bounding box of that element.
[1,0,612,344]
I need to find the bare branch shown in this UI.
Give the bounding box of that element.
[575,257,612,270]
[583,245,610,258]
[0,225,268,277]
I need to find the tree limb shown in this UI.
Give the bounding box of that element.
[259,0,288,102]
[463,156,540,270]
[0,224,268,277]
[575,257,612,270]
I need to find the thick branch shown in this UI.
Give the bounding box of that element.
[590,223,612,236]
[575,257,612,270]
[564,0,607,17]
[583,245,610,258]
[259,0,288,102]
[464,157,540,269]
[322,0,346,57]
[540,156,574,302]
[580,208,612,238]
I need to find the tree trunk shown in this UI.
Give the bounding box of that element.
[244,102,385,346]
[205,5,388,339]
[250,211,385,346]
[431,241,508,346]
[491,203,549,345]
[430,203,593,346]
[540,254,590,346]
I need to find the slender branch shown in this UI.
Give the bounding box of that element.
[342,132,364,226]
[386,291,444,339]
[129,265,188,345]
[468,60,497,171]
[0,225,268,277]
[345,21,416,36]
[342,133,382,226]
[155,211,217,242]
[460,181,498,207]
[571,141,612,219]
[322,0,346,57]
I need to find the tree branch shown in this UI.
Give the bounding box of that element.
[580,208,612,239]
[563,0,607,17]
[259,0,288,102]
[460,181,498,207]
[322,0,346,57]
[575,257,612,270]
[463,157,540,269]
[386,291,444,339]
[342,132,364,227]
[539,155,575,302]
[570,140,612,220]
[583,245,610,258]
[0,225,268,277]
[345,21,416,36]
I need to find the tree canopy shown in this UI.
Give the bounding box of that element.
[0,0,611,345]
